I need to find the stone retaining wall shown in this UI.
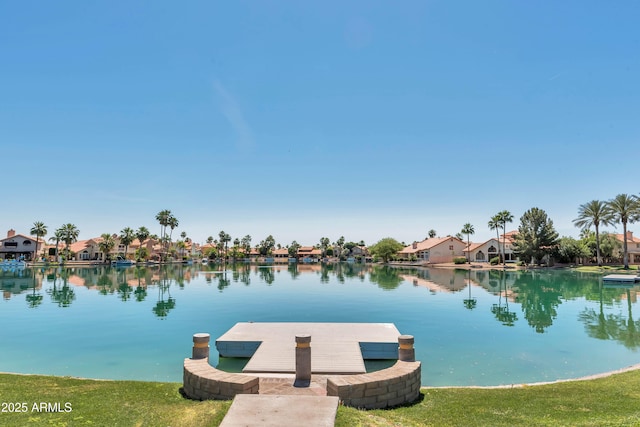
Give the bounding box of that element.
[326,360,421,409]
[183,358,259,400]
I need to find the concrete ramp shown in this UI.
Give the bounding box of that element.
[220,395,339,427]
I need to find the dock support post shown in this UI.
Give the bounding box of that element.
[398,335,415,362]
[192,333,210,360]
[295,334,311,386]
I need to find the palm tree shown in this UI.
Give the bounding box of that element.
[155,210,172,261]
[58,224,80,261]
[241,235,252,258]
[319,237,330,257]
[488,214,502,262]
[98,233,116,262]
[176,240,187,260]
[498,210,514,266]
[607,194,640,269]
[461,223,475,264]
[135,226,150,253]
[167,215,179,250]
[573,200,614,266]
[49,229,64,261]
[218,231,231,260]
[428,229,437,239]
[119,227,136,260]
[30,221,47,262]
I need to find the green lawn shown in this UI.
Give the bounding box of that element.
[572,265,640,273]
[1,370,639,426]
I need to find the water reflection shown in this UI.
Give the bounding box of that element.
[579,284,640,349]
[463,270,477,310]
[491,272,517,327]
[48,268,75,308]
[26,269,44,308]
[2,264,640,337]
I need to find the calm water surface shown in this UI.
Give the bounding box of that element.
[1,263,639,386]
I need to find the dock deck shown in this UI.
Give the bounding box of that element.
[602,274,640,283]
[216,322,401,375]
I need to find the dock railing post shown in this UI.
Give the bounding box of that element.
[192,333,210,360]
[295,334,311,386]
[398,335,415,362]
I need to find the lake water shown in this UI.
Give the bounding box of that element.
[1,263,639,386]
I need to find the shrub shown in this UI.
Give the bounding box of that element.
[490,256,500,265]
[453,257,467,264]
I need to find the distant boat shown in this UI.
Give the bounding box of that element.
[201,259,208,265]
[111,257,135,267]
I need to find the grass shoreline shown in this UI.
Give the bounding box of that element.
[2,364,640,426]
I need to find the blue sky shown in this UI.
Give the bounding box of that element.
[1,1,639,247]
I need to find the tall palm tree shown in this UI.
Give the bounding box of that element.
[155,209,172,261]
[167,215,179,248]
[119,227,136,260]
[135,226,150,252]
[573,200,614,266]
[58,224,80,261]
[30,221,47,262]
[219,230,231,260]
[488,214,502,262]
[607,194,640,269]
[98,233,116,262]
[49,229,64,261]
[498,210,514,266]
[241,235,252,258]
[461,223,475,264]
[176,241,187,260]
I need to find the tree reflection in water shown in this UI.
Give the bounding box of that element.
[48,268,75,308]
[491,271,517,326]
[579,284,640,350]
[26,269,44,309]
[153,270,175,319]
[8,263,640,336]
[368,265,403,290]
[463,270,477,310]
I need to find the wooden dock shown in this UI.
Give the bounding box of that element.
[216,322,401,375]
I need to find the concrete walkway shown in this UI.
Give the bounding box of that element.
[258,374,329,396]
[220,394,339,427]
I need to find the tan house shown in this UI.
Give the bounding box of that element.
[463,232,519,263]
[273,247,290,261]
[349,245,369,258]
[463,238,501,262]
[614,231,640,264]
[51,235,162,262]
[70,238,104,261]
[0,229,42,261]
[297,246,322,262]
[397,236,466,263]
[499,231,519,262]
